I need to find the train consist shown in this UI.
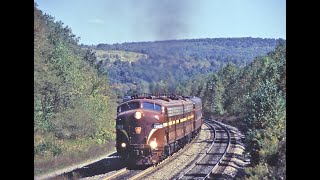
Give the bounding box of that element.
[116,95,202,165]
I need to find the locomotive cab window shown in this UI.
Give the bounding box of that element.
[118,101,140,113]
[142,102,161,112]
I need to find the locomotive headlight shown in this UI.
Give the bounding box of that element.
[150,141,158,149]
[134,111,142,119]
[121,142,126,148]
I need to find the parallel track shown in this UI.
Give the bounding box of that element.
[104,119,231,180]
[104,124,206,180]
[177,119,231,180]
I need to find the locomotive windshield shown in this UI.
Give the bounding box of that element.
[142,102,161,112]
[118,101,140,113]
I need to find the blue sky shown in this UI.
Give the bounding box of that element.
[35,0,286,45]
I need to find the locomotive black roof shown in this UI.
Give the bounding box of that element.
[121,94,200,107]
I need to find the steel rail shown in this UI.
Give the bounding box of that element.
[177,120,216,179]
[176,119,231,180]
[104,124,204,180]
[204,119,231,179]
[103,168,127,180]
[106,120,231,180]
[126,125,204,180]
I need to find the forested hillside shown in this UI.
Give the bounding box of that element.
[34,4,117,174]
[34,2,285,178]
[84,38,286,178]
[82,38,282,97]
[179,41,286,179]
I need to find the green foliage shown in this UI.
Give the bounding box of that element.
[245,163,270,180]
[51,104,96,139]
[241,46,286,179]
[244,81,285,131]
[34,3,286,177]
[85,38,281,96]
[34,141,62,157]
[180,42,286,179]
[93,49,147,63]
[206,74,225,116]
[245,138,286,180]
[34,4,117,165]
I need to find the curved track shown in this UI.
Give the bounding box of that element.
[104,124,208,180]
[176,119,231,180]
[107,119,232,180]
[39,119,244,180]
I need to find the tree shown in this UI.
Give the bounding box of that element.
[34,5,117,162]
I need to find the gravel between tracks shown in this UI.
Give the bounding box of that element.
[209,127,246,179]
[141,124,212,180]
[81,122,246,180]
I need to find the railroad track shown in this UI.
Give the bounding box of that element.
[104,167,145,180]
[103,122,211,180]
[40,119,242,180]
[176,119,231,180]
[104,119,234,180]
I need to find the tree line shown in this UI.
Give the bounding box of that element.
[34,3,117,163]
[179,41,286,179]
[83,37,281,97]
[35,3,285,178]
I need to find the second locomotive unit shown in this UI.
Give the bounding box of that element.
[116,95,202,165]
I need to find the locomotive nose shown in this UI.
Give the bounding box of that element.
[130,114,146,144]
[135,127,142,134]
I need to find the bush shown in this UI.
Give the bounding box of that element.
[34,141,62,157]
[245,163,269,180]
[51,104,96,139]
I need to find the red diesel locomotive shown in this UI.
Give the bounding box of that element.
[116,95,202,165]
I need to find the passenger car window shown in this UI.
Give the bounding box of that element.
[142,102,161,112]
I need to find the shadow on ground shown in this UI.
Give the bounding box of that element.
[51,152,126,179]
